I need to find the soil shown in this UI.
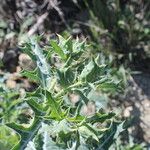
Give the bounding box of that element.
[122,73,150,145]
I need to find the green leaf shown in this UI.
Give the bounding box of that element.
[25,131,64,150]
[57,34,73,53]
[79,124,99,141]
[42,132,64,150]
[73,89,89,104]
[86,112,115,124]
[45,91,62,120]
[57,68,75,87]
[6,117,41,150]
[30,37,51,89]
[50,40,66,60]
[21,43,36,61]
[26,99,46,116]
[41,120,71,136]
[34,133,43,150]
[21,69,39,82]
[0,126,18,150]
[97,81,121,93]
[97,121,125,150]
[80,60,95,80]
[72,38,86,53]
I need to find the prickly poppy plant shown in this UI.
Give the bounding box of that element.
[1,35,125,150]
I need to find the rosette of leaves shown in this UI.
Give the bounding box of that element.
[5,35,125,150]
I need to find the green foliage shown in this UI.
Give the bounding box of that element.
[84,0,150,60]
[1,35,126,150]
[0,126,18,150]
[0,86,21,123]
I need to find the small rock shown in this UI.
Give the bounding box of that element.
[123,106,133,117]
[69,93,79,104]
[6,79,16,88]
[81,102,95,116]
[19,53,36,70]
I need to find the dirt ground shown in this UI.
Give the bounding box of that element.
[123,73,150,145]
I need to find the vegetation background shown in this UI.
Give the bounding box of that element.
[0,0,149,149]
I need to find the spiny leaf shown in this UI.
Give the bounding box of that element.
[80,59,95,80]
[26,99,46,116]
[97,121,125,150]
[57,34,72,53]
[73,89,89,104]
[6,117,41,150]
[21,43,36,61]
[42,132,64,150]
[97,81,121,93]
[86,112,115,124]
[21,69,39,82]
[50,40,66,60]
[57,68,75,87]
[45,91,62,120]
[30,37,51,89]
[72,37,86,53]
[78,124,99,141]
